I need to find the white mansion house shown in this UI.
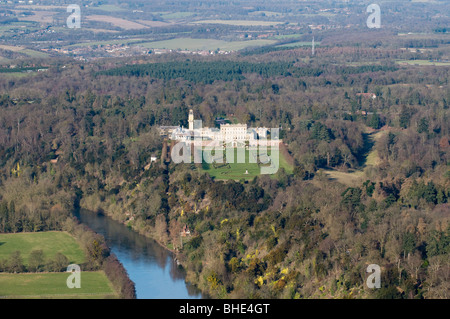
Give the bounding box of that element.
[160,110,277,147]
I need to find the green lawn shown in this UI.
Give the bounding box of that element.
[0,271,117,299]
[199,147,292,180]
[0,232,85,265]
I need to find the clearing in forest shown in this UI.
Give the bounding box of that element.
[323,129,389,186]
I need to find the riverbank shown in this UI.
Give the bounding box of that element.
[76,206,208,299]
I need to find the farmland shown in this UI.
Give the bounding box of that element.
[0,231,85,265]
[0,272,118,299]
[141,37,277,51]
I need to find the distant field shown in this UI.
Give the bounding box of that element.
[85,15,148,30]
[276,41,319,48]
[141,37,276,51]
[294,12,337,17]
[0,232,85,265]
[68,38,147,48]
[0,72,38,79]
[20,49,49,58]
[15,10,57,23]
[397,33,448,40]
[0,45,25,52]
[16,5,66,10]
[396,60,450,66]
[94,4,127,12]
[159,11,196,20]
[0,22,38,36]
[248,11,282,17]
[271,34,304,39]
[193,20,284,26]
[137,20,172,27]
[0,272,117,299]
[0,44,49,59]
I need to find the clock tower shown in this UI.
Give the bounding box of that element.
[188,109,194,130]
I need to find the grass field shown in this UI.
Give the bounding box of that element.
[0,272,117,299]
[20,49,49,58]
[159,11,196,20]
[0,44,49,59]
[396,60,450,66]
[85,15,148,30]
[94,4,127,12]
[199,147,293,180]
[141,37,276,51]
[15,10,57,24]
[0,72,38,79]
[0,232,85,265]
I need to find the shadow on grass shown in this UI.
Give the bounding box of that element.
[356,132,376,168]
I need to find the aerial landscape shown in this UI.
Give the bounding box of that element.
[0,0,448,305]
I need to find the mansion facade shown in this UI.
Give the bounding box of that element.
[160,110,277,147]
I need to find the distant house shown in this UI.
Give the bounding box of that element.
[181,225,191,237]
[165,109,274,146]
[150,156,157,163]
[356,93,377,99]
[159,126,179,136]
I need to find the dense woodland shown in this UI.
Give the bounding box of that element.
[0,41,449,299]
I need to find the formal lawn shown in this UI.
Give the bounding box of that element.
[0,231,85,266]
[199,147,293,180]
[0,271,118,299]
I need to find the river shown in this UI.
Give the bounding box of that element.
[73,209,205,299]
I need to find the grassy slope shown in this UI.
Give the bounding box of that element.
[323,129,387,186]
